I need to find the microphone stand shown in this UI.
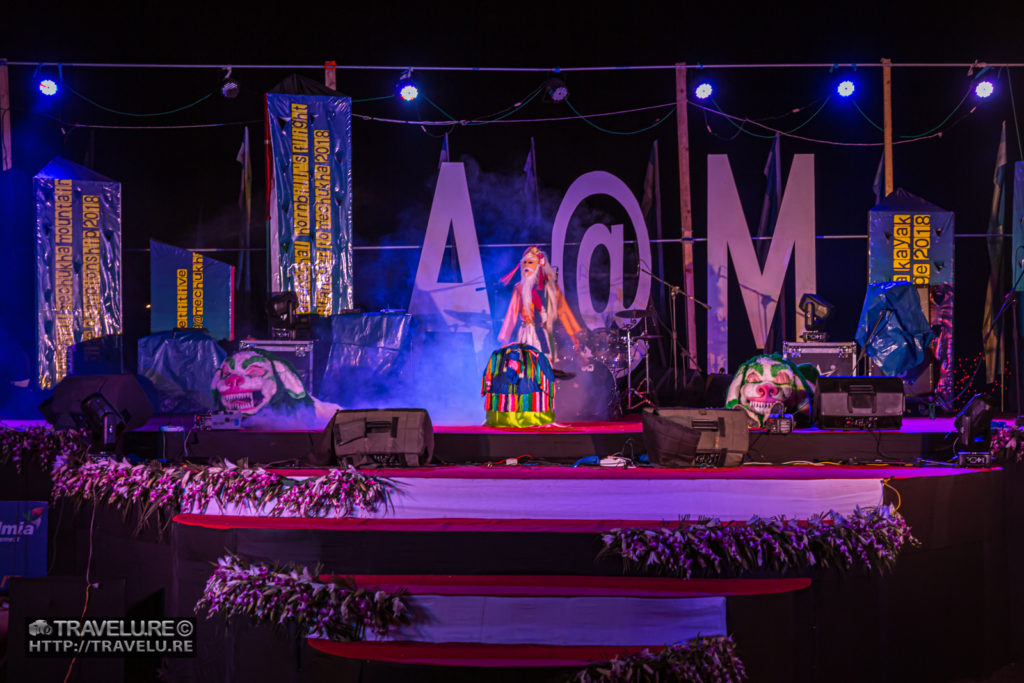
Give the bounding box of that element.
[638,264,710,391]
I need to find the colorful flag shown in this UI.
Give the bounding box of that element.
[523,137,541,226]
[872,153,884,205]
[438,133,449,168]
[236,126,252,294]
[641,140,664,308]
[983,121,1007,383]
[758,135,784,351]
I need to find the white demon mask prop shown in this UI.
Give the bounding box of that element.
[725,354,817,427]
[211,349,312,416]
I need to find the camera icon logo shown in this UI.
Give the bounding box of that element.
[28,619,52,636]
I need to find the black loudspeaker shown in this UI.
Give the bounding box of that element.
[642,407,748,467]
[308,409,434,467]
[38,375,153,450]
[814,376,904,430]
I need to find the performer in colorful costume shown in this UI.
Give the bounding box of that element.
[481,344,556,427]
[724,353,818,428]
[498,246,582,363]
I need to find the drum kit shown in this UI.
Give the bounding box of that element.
[554,308,662,418]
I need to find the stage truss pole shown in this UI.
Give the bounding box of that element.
[882,58,894,197]
[675,63,698,374]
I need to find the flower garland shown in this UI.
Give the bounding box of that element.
[51,458,397,531]
[572,636,746,683]
[991,424,1024,461]
[600,506,918,578]
[195,554,411,641]
[0,425,87,473]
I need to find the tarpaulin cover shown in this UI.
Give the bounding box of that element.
[868,188,954,285]
[34,158,121,389]
[856,282,935,377]
[319,313,414,403]
[137,329,226,414]
[266,86,353,316]
[149,240,235,340]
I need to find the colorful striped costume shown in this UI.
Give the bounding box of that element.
[481,344,556,427]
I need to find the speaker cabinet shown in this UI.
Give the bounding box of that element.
[309,409,434,467]
[814,376,904,430]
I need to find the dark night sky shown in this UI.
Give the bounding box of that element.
[2,1,1024,381]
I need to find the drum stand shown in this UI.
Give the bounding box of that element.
[624,321,655,410]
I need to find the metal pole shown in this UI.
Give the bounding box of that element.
[882,58,894,197]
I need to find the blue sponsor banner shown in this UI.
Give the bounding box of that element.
[34,158,122,389]
[150,241,235,340]
[868,189,954,285]
[0,501,48,589]
[266,92,353,315]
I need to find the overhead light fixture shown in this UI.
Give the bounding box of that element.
[836,79,855,97]
[396,70,419,102]
[974,80,994,98]
[221,66,240,99]
[33,64,60,97]
[544,77,569,103]
[694,82,713,100]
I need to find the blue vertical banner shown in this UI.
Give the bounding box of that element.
[1013,162,1024,334]
[33,158,121,389]
[149,241,235,340]
[266,91,353,315]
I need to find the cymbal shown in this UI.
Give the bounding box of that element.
[614,309,652,319]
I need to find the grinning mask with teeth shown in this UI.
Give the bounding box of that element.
[211,349,311,416]
[724,353,816,428]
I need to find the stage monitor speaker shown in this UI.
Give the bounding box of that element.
[814,376,904,430]
[38,374,153,432]
[308,408,434,467]
[642,407,748,467]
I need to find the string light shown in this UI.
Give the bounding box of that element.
[38,79,58,96]
[837,80,855,97]
[694,83,713,100]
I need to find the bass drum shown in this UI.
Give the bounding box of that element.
[554,361,617,422]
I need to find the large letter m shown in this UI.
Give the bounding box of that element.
[706,154,816,372]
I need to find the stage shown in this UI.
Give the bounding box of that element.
[125,415,962,466]
[2,415,1021,682]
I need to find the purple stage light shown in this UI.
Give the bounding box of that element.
[694,83,713,100]
[974,80,994,98]
[38,79,58,96]
[837,80,855,97]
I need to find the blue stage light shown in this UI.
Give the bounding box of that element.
[396,71,419,102]
[694,82,713,100]
[837,80,855,97]
[38,79,58,96]
[974,80,994,98]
